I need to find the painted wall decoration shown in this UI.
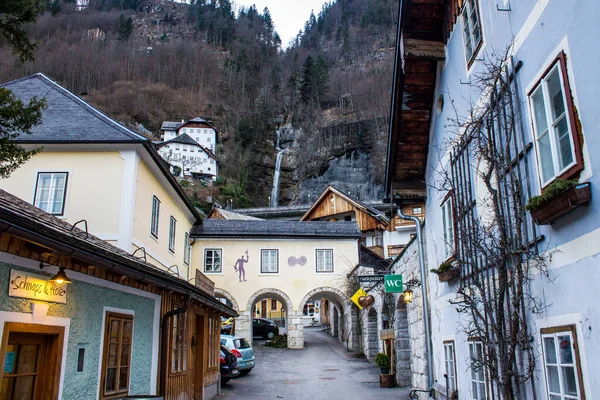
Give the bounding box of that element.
[233,250,249,282]
[287,256,307,267]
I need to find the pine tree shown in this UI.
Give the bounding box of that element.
[117,13,133,41]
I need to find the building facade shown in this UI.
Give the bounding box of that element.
[386,0,599,399]
[156,133,218,179]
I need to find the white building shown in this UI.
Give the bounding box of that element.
[156,133,218,179]
[157,117,218,179]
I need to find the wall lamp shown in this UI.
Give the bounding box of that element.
[39,260,73,285]
[403,279,421,304]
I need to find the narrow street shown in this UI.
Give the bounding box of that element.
[217,327,412,400]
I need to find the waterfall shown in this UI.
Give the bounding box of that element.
[270,129,284,207]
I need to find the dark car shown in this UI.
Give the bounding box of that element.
[220,345,240,384]
[253,318,279,340]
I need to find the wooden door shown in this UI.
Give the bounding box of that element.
[193,315,205,400]
[1,333,46,400]
[260,300,267,319]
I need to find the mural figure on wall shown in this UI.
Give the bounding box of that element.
[234,250,249,282]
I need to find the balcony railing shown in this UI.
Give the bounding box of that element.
[394,213,425,228]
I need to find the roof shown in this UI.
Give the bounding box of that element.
[156,133,216,159]
[0,189,235,316]
[1,73,147,143]
[190,219,362,239]
[161,121,183,130]
[301,186,391,225]
[161,117,217,133]
[207,207,263,221]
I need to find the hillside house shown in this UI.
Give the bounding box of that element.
[161,117,217,152]
[385,0,599,398]
[0,73,237,399]
[156,133,218,179]
[301,186,424,259]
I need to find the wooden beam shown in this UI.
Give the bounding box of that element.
[403,37,445,60]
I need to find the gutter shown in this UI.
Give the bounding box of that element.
[394,197,434,390]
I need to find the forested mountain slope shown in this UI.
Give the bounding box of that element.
[0,0,399,209]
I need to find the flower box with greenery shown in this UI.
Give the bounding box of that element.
[431,261,460,282]
[375,352,390,375]
[526,179,591,225]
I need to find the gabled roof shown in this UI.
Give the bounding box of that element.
[161,117,217,132]
[301,186,390,225]
[1,73,147,143]
[207,207,263,221]
[0,189,235,316]
[190,219,362,239]
[155,133,216,159]
[161,121,183,130]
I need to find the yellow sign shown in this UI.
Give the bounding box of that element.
[350,288,368,309]
[9,269,67,304]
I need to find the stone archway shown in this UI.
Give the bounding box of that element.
[394,296,411,387]
[246,288,294,314]
[214,288,240,312]
[298,286,350,347]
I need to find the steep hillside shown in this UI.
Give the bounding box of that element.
[0,0,398,209]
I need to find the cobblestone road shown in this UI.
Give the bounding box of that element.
[217,327,411,400]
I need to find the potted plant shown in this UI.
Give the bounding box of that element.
[431,261,460,282]
[375,352,390,374]
[526,179,592,225]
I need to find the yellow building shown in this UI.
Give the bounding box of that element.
[0,73,201,277]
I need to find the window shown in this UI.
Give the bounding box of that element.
[207,137,211,143]
[541,326,584,400]
[196,136,200,142]
[413,206,422,215]
[442,196,455,260]
[469,340,487,400]
[387,245,405,258]
[210,159,215,164]
[204,249,222,272]
[183,145,187,152]
[529,54,581,187]
[151,196,160,238]
[34,172,68,215]
[175,144,180,150]
[171,311,187,374]
[101,313,133,399]
[444,341,457,392]
[462,0,482,65]
[271,299,277,310]
[208,317,219,369]
[316,249,333,273]
[183,233,191,265]
[169,216,176,252]
[373,233,383,247]
[261,249,279,273]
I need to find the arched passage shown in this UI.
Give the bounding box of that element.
[298,287,350,346]
[214,288,240,312]
[394,296,411,386]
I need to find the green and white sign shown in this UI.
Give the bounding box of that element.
[384,274,403,293]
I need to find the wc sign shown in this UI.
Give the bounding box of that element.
[384,274,403,293]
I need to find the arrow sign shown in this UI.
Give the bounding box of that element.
[384,274,403,293]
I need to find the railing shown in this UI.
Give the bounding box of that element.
[394,213,425,228]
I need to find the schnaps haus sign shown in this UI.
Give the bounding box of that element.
[9,269,67,304]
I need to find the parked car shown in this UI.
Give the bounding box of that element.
[221,335,255,374]
[253,318,279,340]
[220,345,240,384]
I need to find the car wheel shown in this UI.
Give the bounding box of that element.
[266,330,276,340]
[241,368,252,375]
[221,377,230,385]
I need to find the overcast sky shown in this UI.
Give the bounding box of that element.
[234,0,331,48]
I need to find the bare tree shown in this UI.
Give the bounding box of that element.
[435,48,551,399]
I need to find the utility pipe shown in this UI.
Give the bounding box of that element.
[395,199,434,390]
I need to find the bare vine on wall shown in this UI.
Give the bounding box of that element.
[434,48,552,399]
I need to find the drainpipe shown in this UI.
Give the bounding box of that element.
[160,293,191,396]
[395,197,434,390]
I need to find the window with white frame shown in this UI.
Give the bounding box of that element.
[541,326,584,400]
[444,341,457,392]
[34,172,68,215]
[261,249,278,273]
[316,249,333,272]
[462,0,482,65]
[168,216,176,252]
[469,341,487,400]
[204,249,221,272]
[442,196,455,260]
[151,196,160,238]
[530,55,581,187]
[183,233,191,266]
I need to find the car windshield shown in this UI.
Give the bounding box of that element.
[234,338,251,349]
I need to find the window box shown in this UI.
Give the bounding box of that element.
[528,182,591,225]
[431,261,460,282]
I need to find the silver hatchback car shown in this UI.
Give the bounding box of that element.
[220,335,255,374]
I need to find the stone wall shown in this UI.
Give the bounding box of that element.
[392,232,429,393]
